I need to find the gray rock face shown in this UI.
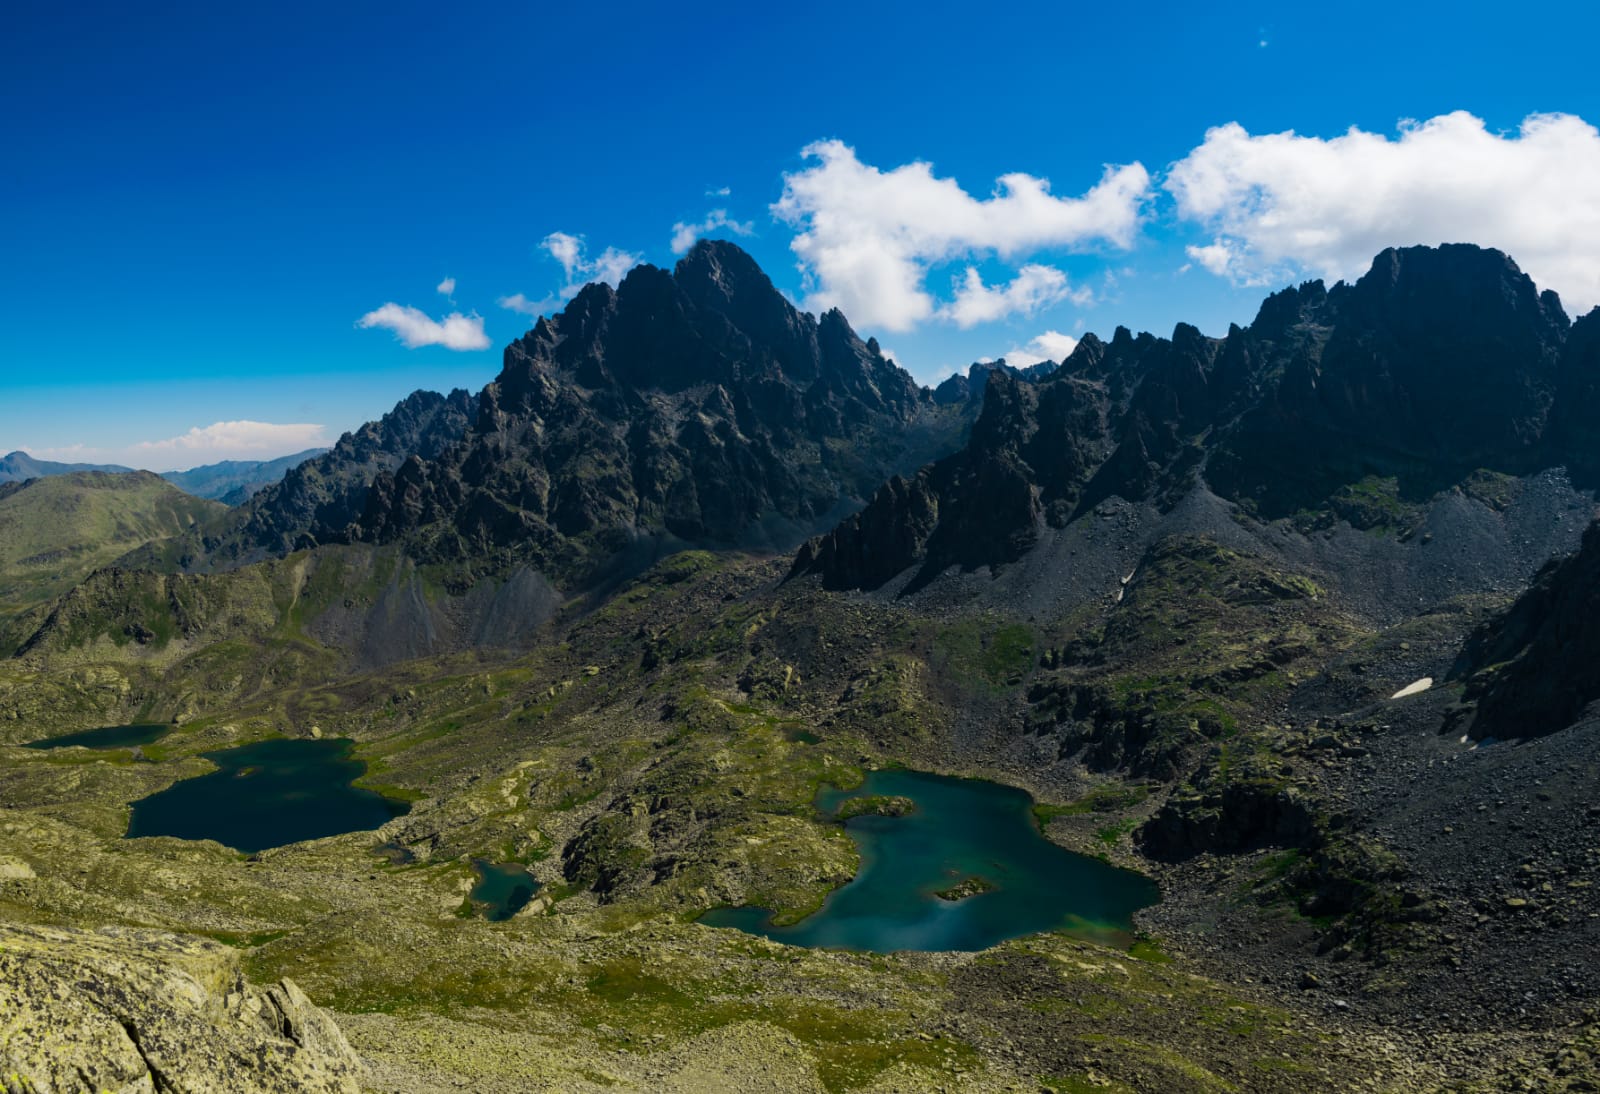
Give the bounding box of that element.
[0,922,363,1093]
[177,388,476,570]
[1452,518,1600,739]
[354,239,961,587]
[794,244,1592,593]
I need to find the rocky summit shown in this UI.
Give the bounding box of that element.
[352,240,968,588]
[5,241,1600,1093]
[795,244,1592,593]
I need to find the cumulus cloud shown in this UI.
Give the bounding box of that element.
[497,292,543,317]
[773,139,1150,331]
[136,419,332,457]
[356,303,490,350]
[1004,329,1080,368]
[939,264,1090,329]
[499,233,642,320]
[1166,110,1600,309]
[436,276,456,297]
[20,423,333,472]
[670,209,755,255]
[707,186,731,197]
[540,232,637,289]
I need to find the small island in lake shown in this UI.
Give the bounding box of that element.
[934,875,997,901]
[836,794,916,820]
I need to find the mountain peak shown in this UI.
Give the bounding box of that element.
[672,238,771,297]
[1348,242,1569,329]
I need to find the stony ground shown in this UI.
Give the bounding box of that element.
[4,490,1600,1091]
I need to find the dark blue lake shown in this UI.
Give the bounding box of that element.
[126,738,410,853]
[701,769,1158,953]
[26,723,172,750]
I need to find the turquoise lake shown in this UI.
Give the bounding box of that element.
[700,769,1159,952]
[26,723,172,750]
[125,738,410,853]
[470,860,539,921]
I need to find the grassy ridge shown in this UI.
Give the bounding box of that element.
[0,472,226,652]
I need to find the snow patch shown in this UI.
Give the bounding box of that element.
[1391,677,1434,699]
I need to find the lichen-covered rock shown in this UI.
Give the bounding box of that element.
[0,922,362,1093]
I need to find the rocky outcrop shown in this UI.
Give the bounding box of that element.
[1206,243,1569,515]
[794,324,1211,590]
[175,388,476,569]
[353,240,963,587]
[0,922,362,1093]
[931,357,1058,405]
[1549,308,1600,485]
[1451,518,1600,739]
[794,244,1586,592]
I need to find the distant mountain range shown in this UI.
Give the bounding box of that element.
[0,451,134,482]
[0,448,327,503]
[156,449,328,503]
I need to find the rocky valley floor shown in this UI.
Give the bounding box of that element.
[3,507,1600,1093]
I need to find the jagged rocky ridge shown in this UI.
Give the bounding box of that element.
[350,240,966,586]
[795,244,1599,592]
[170,387,476,569]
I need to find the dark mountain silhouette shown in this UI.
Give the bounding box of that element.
[794,244,1591,592]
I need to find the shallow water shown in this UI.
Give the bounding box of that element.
[470,860,539,921]
[701,769,1158,952]
[125,738,410,853]
[25,723,172,750]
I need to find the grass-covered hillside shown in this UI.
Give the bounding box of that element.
[0,472,226,651]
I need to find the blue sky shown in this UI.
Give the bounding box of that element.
[4,0,1598,469]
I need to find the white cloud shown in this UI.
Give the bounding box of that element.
[436,276,456,297]
[587,247,638,288]
[121,421,328,470]
[19,424,333,472]
[707,186,731,197]
[772,139,1150,332]
[498,233,642,321]
[541,231,584,282]
[497,292,544,317]
[1183,240,1236,276]
[939,264,1089,328]
[540,232,637,289]
[356,303,490,350]
[1004,329,1080,367]
[670,209,755,255]
[1166,110,1600,309]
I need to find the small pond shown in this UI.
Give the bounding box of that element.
[469,859,539,921]
[126,738,410,853]
[700,769,1158,952]
[26,723,172,750]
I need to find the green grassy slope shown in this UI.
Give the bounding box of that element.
[0,471,226,651]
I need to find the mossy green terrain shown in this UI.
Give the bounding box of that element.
[0,471,227,654]
[1,536,1594,1091]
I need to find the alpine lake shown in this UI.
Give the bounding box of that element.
[26,723,174,750]
[112,732,1153,949]
[124,737,411,854]
[701,768,1159,953]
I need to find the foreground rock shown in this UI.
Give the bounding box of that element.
[0,922,362,1093]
